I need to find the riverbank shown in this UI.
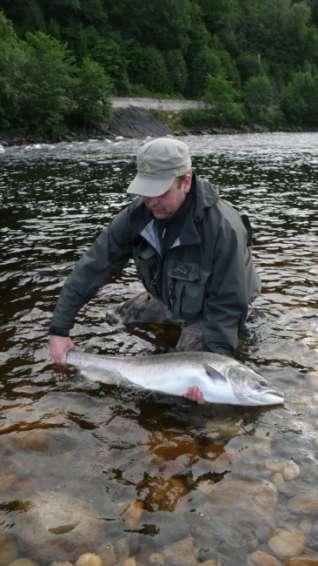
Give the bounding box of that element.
[0,96,297,147]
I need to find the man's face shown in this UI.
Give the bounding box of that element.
[143,175,192,220]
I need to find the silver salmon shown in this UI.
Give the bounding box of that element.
[67,350,284,406]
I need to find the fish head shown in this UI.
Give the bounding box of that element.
[227,365,285,406]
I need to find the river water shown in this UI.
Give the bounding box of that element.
[0,133,317,565]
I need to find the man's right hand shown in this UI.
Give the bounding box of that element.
[49,335,74,365]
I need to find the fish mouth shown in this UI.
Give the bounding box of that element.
[250,389,285,406]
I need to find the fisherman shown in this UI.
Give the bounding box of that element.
[49,137,260,403]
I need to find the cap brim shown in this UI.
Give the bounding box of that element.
[127,173,175,197]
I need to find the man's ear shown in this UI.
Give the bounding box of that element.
[183,173,192,194]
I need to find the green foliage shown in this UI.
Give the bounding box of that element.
[282,68,318,126]
[128,44,171,94]
[165,50,188,95]
[243,74,273,117]
[71,56,112,128]
[20,31,77,136]
[2,0,318,134]
[90,36,130,94]
[0,11,29,129]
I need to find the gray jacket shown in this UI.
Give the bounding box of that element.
[50,176,260,354]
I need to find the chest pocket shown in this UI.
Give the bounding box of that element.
[167,261,205,319]
[132,244,160,296]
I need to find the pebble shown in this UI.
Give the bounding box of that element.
[97,544,116,566]
[199,561,220,566]
[247,550,282,565]
[283,461,300,481]
[122,559,136,566]
[0,474,16,493]
[286,555,318,565]
[50,562,73,566]
[272,472,285,490]
[75,554,102,566]
[149,553,165,565]
[163,536,197,566]
[268,529,306,559]
[288,491,318,514]
[0,534,19,566]
[121,500,144,528]
[265,459,300,481]
[14,430,51,452]
[8,560,39,566]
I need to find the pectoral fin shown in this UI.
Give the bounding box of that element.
[204,364,227,382]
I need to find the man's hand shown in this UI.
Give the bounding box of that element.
[185,385,205,404]
[49,335,74,365]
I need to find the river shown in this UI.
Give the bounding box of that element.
[0,132,317,565]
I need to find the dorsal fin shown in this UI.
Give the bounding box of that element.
[204,364,227,382]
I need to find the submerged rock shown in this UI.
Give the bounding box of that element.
[16,491,106,563]
[75,553,102,566]
[247,550,282,565]
[0,534,19,566]
[288,490,318,514]
[268,529,306,559]
[163,536,197,566]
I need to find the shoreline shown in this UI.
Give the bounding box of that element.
[0,102,312,148]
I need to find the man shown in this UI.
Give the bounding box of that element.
[49,137,260,403]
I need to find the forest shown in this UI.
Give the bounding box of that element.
[1,0,318,137]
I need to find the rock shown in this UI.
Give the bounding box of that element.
[286,555,318,565]
[97,544,116,566]
[189,478,278,561]
[265,459,300,481]
[163,536,197,566]
[148,553,165,565]
[14,430,53,452]
[268,529,306,559]
[16,491,106,563]
[106,107,171,138]
[0,474,16,492]
[8,560,40,566]
[283,461,300,481]
[272,473,285,490]
[247,550,282,565]
[122,559,136,566]
[199,561,220,566]
[288,491,318,514]
[50,562,73,566]
[0,534,19,566]
[120,500,144,528]
[75,554,102,566]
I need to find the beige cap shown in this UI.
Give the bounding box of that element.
[127,137,192,197]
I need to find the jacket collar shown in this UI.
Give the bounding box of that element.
[130,174,219,249]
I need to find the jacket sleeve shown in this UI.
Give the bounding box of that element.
[49,206,134,336]
[202,210,251,356]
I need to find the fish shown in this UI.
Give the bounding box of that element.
[66,350,284,406]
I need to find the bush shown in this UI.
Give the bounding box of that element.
[128,44,171,94]
[21,31,77,136]
[71,56,112,128]
[243,74,274,119]
[0,11,28,130]
[282,68,318,126]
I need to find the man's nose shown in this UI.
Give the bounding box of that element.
[144,195,160,206]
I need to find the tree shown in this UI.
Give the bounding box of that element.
[71,56,112,128]
[20,31,78,136]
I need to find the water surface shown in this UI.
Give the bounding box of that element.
[0,133,317,564]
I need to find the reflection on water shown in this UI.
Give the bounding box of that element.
[0,133,318,564]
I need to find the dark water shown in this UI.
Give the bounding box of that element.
[0,133,317,565]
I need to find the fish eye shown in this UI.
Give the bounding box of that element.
[258,379,268,387]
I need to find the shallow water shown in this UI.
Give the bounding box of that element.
[0,133,318,565]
